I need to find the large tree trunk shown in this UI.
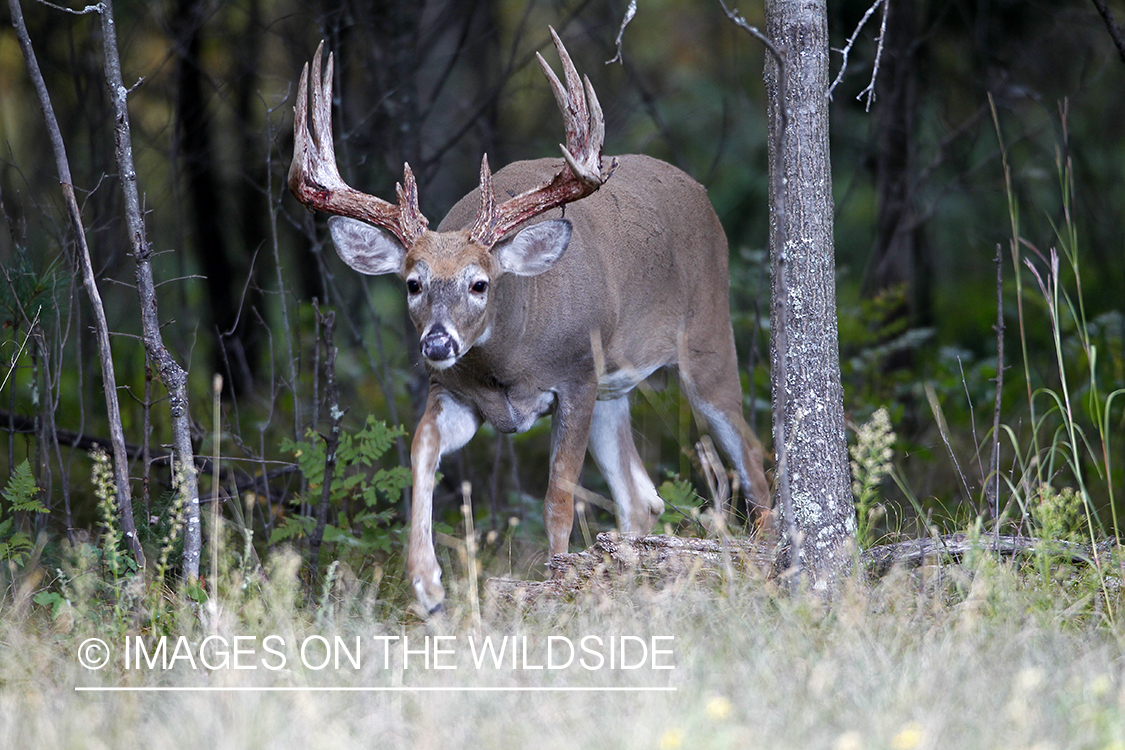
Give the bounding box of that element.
[764,0,855,593]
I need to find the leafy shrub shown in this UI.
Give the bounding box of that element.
[273,416,411,565]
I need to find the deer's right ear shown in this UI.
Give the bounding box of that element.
[329,216,406,276]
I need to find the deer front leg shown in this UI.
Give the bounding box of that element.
[409,388,479,614]
[545,386,597,560]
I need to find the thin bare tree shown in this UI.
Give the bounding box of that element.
[97,0,203,578]
[8,0,144,567]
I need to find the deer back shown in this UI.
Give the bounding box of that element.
[436,153,734,403]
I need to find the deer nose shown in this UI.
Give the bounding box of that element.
[421,326,458,363]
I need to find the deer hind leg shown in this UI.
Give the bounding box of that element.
[678,340,772,528]
[588,395,664,534]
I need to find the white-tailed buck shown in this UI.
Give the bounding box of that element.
[290,30,770,612]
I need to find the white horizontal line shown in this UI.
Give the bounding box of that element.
[74,685,677,693]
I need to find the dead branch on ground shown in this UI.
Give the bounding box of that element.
[484,531,1117,606]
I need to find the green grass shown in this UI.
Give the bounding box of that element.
[2,547,1124,750]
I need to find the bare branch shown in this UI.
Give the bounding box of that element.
[260,87,301,441]
[0,306,40,394]
[307,305,341,587]
[716,0,788,264]
[987,244,1005,529]
[32,0,100,14]
[606,0,637,65]
[1091,0,1125,65]
[857,0,889,112]
[827,0,884,101]
[209,374,222,593]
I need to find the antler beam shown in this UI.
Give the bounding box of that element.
[469,28,616,248]
[289,42,428,247]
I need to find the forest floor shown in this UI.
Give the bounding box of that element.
[2,538,1123,750]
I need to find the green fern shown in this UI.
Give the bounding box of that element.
[0,460,46,565]
[658,475,704,529]
[275,416,410,560]
[269,513,316,545]
[3,460,47,514]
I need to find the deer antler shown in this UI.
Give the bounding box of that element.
[289,42,428,247]
[469,27,616,248]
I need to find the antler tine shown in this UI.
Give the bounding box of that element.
[396,163,429,242]
[582,75,605,176]
[468,155,496,245]
[310,42,336,170]
[538,28,587,153]
[289,41,428,247]
[470,28,615,248]
[287,59,312,199]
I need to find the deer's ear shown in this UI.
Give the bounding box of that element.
[329,216,406,276]
[493,219,572,277]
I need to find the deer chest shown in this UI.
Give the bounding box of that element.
[443,373,556,435]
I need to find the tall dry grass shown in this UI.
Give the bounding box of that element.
[2,546,1124,750]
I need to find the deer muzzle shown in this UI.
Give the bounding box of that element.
[421,325,459,368]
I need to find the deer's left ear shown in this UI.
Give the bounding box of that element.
[493,219,572,277]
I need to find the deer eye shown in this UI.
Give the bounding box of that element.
[406,279,422,295]
[470,280,489,295]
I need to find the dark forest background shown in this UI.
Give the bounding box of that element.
[1,0,1123,585]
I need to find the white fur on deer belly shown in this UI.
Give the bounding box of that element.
[597,363,661,400]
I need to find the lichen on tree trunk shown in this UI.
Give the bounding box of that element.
[764,0,856,593]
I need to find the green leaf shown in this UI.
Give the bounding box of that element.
[33,590,66,618]
[323,525,361,546]
[368,466,411,505]
[0,530,33,565]
[2,460,46,513]
[269,514,316,545]
[186,580,207,603]
[658,476,697,507]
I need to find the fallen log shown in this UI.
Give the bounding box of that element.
[483,531,1118,605]
[485,532,773,605]
[858,532,1117,576]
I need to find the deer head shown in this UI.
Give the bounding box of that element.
[289,29,615,370]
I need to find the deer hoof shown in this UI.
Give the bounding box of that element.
[412,569,445,615]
